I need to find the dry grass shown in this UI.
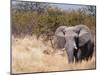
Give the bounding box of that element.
[12,35,96,74]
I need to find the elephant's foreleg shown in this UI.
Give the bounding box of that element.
[77,49,82,63]
[74,50,78,63]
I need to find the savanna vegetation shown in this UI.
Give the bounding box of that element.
[12,1,96,39]
[12,1,96,74]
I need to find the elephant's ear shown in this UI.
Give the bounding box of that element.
[78,31,90,47]
[57,33,66,48]
[55,26,67,38]
[55,26,67,48]
[73,25,91,47]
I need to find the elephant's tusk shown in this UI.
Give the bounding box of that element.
[74,46,78,50]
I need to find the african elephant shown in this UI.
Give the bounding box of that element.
[54,25,94,63]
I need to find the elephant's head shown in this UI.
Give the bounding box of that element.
[54,26,78,50]
[54,25,91,49]
[54,25,93,63]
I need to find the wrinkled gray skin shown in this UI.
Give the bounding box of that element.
[54,25,94,63]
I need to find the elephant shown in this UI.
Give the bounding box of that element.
[54,24,94,63]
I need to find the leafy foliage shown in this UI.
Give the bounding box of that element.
[12,1,96,39]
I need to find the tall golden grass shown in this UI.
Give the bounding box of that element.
[12,35,96,74]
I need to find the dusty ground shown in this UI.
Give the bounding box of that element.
[12,35,96,74]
